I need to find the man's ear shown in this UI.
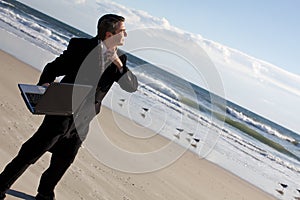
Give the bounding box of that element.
[105,32,113,39]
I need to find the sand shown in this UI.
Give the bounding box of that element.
[0,50,276,200]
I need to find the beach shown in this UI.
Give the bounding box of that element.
[0,49,276,199]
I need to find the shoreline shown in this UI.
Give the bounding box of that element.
[0,50,276,199]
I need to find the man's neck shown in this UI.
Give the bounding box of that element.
[98,40,107,52]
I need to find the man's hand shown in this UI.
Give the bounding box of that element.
[106,49,123,71]
[42,83,50,87]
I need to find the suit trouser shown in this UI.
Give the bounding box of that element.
[0,114,84,196]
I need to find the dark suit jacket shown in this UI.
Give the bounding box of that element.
[33,37,138,155]
[37,36,138,114]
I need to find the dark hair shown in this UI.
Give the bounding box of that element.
[97,14,125,40]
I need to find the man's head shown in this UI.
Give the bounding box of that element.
[97,14,127,47]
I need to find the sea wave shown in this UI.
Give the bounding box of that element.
[221,129,300,173]
[137,75,300,173]
[226,106,298,145]
[137,77,227,134]
[135,71,180,100]
[0,3,68,54]
[0,0,13,7]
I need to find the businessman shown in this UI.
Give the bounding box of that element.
[0,14,138,200]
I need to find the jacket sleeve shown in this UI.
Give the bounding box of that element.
[37,38,77,85]
[116,54,138,93]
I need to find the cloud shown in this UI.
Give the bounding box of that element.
[74,0,86,4]
[252,62,268,81]
[96,0,171,30]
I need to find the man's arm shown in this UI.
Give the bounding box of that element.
[116,54,138,93]
[37,38,77,85]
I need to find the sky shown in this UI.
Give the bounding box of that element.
[18,0,300,76]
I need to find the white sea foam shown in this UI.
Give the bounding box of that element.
[226,107,297,144]
[0,5,67,55]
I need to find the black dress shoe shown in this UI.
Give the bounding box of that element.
[0,192,6,200]
[35,193,55,200]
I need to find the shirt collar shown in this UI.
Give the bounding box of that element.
[98,40,108,54]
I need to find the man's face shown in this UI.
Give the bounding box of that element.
[104,21,127,49]
[113,21,127,46]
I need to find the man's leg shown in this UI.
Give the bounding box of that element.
[37,132,82,198]
[36,153,76,199]
[0,132,61,197]
[0,115,71,197]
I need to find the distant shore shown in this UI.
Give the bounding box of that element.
[0,50,275,200]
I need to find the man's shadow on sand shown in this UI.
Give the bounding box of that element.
[6,189,35,200]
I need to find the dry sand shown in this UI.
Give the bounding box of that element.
[0,50,276,200]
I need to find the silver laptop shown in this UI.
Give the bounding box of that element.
[18,83,92,116]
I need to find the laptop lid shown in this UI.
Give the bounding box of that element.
[19,83,92,116]
[18,83,46,114]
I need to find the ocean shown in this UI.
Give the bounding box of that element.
[0,0,299,199]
